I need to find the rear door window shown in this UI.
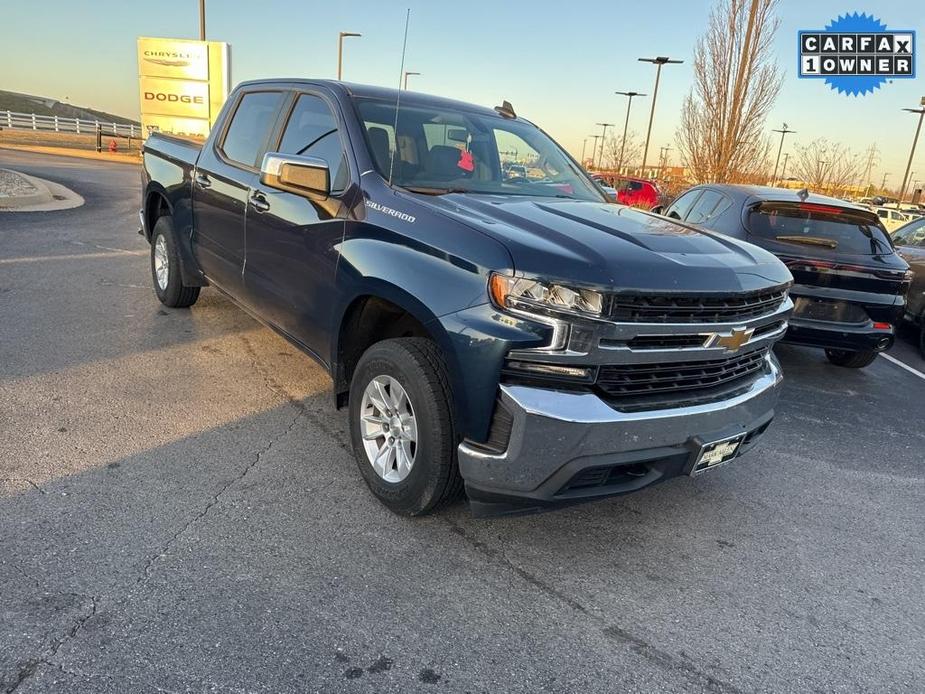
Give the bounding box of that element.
[747,202,893,255]
[220,91,285,168]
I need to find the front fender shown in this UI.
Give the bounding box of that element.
[332,229,543,441]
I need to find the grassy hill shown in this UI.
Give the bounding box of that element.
[0,90,138,125]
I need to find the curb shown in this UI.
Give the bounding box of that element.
[0,169,85,212]
[0,143,141,165]
[0,168,53,208]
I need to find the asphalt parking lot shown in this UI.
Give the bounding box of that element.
[1,149,923,694]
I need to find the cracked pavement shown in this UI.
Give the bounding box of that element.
[1,150,923,693]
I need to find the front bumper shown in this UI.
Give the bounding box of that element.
[459,352,782,516]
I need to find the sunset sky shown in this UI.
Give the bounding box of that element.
[1,0,921,186]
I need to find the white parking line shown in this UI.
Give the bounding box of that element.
[881,353,925,382]
[0,250,146,265]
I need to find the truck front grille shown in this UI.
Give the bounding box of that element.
[608,288,787,323]
[596,347,769,408]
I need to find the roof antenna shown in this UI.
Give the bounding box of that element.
[494,100,516,119]
[797,187,809,202]
[388,8,411,186]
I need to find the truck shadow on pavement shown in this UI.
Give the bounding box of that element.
[1,306,923,692]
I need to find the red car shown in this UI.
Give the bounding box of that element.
[614,176,660,208]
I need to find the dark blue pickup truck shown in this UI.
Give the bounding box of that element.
[140,79,793,517]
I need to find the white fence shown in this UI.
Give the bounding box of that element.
[2,111,139,138]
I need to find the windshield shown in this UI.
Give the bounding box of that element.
[354,97,604,202]
[746,201,893,255]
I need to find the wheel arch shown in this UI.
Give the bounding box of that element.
[332,283,471,437]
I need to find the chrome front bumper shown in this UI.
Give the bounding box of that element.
[459,352,783,513]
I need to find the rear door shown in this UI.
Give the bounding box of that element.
[243,91,354,365]
[191,89,285,294]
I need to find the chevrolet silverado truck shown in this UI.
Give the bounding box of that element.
[140,79,793,517]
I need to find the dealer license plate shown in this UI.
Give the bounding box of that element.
[690,434,747,475]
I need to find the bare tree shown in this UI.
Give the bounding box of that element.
[790,138,865,196]
[601,131,642,172]
[676,0,783,183]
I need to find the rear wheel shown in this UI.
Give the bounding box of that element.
[150,216,200,308]
[824,348,878,369]
[348,338,462,516]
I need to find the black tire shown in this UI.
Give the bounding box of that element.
[348,338,463,516]
[150,216,200,308]
[824,347,878,369]
[919,322,925,360]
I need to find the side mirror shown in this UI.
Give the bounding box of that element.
[650,205,664,215]
[260,152,330,199]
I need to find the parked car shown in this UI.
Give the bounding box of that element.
[140,79,793,517]
[657,185,910,368]
[589,173,618,201]
[869,206,912,232]
[613,176,660,208]
[505,163,528,180]
[891,217,925,356]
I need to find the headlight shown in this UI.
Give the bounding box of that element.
[489,273,604,317]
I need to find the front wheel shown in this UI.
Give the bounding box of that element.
[150,216,200,308]
[348,338,462,516]
[824,348,878,369]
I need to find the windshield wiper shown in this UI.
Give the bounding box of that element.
[775,235,838,248]
[400,185,470,195]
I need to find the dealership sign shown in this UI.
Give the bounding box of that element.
[137,37,230,137]
[798,13,915,95]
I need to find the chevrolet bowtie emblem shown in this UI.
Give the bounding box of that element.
[704,327,754,352]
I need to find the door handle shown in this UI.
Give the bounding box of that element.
[249,190,270,213]
[194,173,211,188]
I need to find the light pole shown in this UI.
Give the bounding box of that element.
[595,122,615,168]
[403,71,421,90]
[895,101,925,207]
[880,172,890,194]
[615,91,645,174]
[198,0,206,40]
[659,146,672,174]
[580,138,589,166]
[337,32,362,80]
[771,123,796,186]
[817,160,828,194]
[589,135,602,169]
[780,152,790,183]
[638,56,683,177]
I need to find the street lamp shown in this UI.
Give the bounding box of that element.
[198,0,206,40]
[780,152,790,182]
[615,91,645,174]
[403,71,421,90]
[638,56,683,176]
[580,138,589,165]
[337,32,362,81]
[595,122,615,168]
[895,101,925,207]
[771,123,796,186]
[589,135,602,169]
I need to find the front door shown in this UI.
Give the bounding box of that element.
[243,91,354,365]
[191,89,285,295]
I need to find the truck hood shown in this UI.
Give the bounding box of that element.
[415,195,792,293]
